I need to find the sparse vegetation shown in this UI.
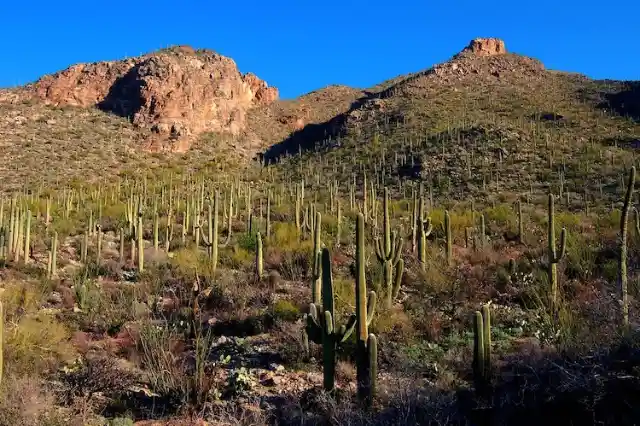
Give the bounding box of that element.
[0,38,639,426]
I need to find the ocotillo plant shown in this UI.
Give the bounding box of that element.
[473,304,492,393]
[355,213,378,408]
[374,188,404,308]
[620,166,635,331]
[547,194,567,313]
[305,247,376,392]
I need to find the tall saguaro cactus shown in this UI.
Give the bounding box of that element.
[417,198,433,270]
[445,210,452,266]
[517,199,524,244]
[256,232,264,279]
[620,166,635,331]
[355,213,378,407]
[305,245,376,392]
[547,194,567,312]
[311,211,322,305]
[137,210,144,272]
[374,188,404,308]
[473,304,492,393]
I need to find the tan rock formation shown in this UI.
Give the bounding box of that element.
[460,38,507,57]
[27,46,278,152]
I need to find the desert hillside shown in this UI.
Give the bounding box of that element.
[0,38,639,425]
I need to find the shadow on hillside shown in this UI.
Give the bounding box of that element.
[268,340,640,426]
[597,81,640,122]
[259,73,429,165]
[258,92,376,164]
[96,65,144,119]
[601,136,640,150]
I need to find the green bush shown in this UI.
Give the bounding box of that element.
[272,299,300,322]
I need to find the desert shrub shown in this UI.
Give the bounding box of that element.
[271,299,300,322]
[0,375,68,426]
[565,232,598,280]
[170,247,210,280]
[6,312,76,376]
[485,203,516,228]
[277,247,311,281]
[236,232,257,252]
[57,356,137,408]
[136,321,189,399]
[1,280,46,316]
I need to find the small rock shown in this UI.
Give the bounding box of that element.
[270,363,285,372]
[47,291,63,304]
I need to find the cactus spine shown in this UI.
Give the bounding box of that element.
[620,166,635,330]
[547,194,567,312]
[374,188,404,308]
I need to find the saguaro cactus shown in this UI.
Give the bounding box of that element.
[417,198,433,270]
[473,304,492,393]
[311,211,322,305]
[137,210,144,272]
[23,210,31,265]
[445,210,452,266]
[517,199,524,244]
[374,188,404,308]
[547,194,567,312]
[0,301,3,386]
[355,213,378,407]
[305,245,376,392]
[620,166,635,331]
[256,232,264,279]
[47,231,58,279]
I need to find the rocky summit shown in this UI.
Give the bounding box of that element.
[24,45,278,152]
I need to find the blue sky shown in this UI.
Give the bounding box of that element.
[2,0,639,99]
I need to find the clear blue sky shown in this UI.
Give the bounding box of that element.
[2,0,639,99]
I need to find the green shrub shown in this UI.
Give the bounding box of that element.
[271,299,300,322]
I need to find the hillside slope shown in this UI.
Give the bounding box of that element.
[264,39,640,208]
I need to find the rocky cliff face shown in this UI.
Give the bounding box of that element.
[26,45,278,152]
[457,38,507,57]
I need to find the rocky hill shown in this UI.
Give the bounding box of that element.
[2,38,640,426]
[3,45,278,153]
[0,37,639,192]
